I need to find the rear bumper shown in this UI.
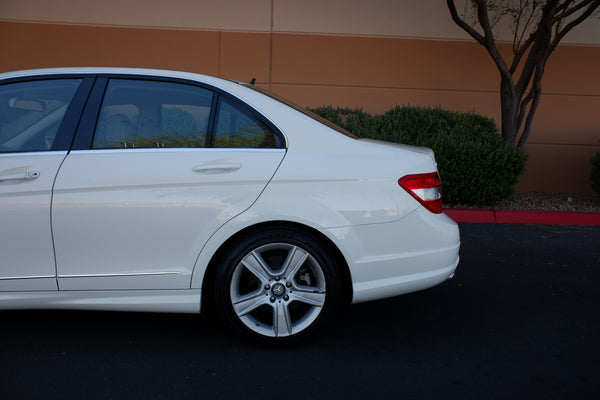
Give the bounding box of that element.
[325,209,460,304]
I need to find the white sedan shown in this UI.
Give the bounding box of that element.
[0,68,460,342]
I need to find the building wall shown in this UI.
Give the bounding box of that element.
[1,0,599,192]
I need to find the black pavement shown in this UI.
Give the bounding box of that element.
[1,223,598,399]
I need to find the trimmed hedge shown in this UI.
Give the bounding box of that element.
[592,153,600,195]
[310,105,528,205]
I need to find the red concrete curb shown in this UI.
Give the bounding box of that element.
[444,209,600,226]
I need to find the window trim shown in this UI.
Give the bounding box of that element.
[72,74,286,151]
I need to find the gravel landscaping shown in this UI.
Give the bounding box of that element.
[447,191,600,213]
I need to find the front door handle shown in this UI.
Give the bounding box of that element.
[0,170,40,182]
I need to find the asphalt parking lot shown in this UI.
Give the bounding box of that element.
[1,223,599,399]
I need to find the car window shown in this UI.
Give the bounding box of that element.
[92,79,213,149]
[0,79,82,153]
[213,97,278,148]
[242,83,357,139]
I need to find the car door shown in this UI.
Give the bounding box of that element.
[52,77,286,290]
[0,77,89,291]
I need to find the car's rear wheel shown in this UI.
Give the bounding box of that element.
[214,228,341,343]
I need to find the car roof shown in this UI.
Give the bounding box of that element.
[0,67,237,87]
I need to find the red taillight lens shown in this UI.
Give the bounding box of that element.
[398,172,443,214]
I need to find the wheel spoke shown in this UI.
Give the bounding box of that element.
[232,290,268,317]
[241,251,272,283]
[273,301,293,337]
[280,246,309,279]
[291,287,326,307]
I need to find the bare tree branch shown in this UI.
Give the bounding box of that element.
[517,76,542,149]
[514,1,538,51]
[447,0,513,84]
[446,0,598,148]
[556,0,576,12]
[510,32,536,74]
[514,1,555,95]
[474,0,496,42]
[552,1,600,50]
[517,87,536,130]
[554,0,594,20]
[512,1,525,52]
[446,0,485,44]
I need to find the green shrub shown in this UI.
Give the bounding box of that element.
[310,105,528,205]
[309,106,377,137]
[592,153,600,195]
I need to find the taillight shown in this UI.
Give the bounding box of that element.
[398,172,443,214]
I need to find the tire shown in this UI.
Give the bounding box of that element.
[214,227,341,343]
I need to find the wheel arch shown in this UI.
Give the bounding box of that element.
[199,220,353,315]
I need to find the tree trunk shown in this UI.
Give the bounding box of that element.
[500,77,520,147]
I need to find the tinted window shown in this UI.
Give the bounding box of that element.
[242,84,357,139]
[0,79,82,153]
[92,79,213,149]
[214,97,278,148]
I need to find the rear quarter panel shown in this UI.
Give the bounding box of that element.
[190,101,445,289]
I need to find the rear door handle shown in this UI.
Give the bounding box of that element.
[0,170,40,182]
[192,163,241,174]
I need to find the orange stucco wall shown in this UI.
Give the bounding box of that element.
[1,17,599,192]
